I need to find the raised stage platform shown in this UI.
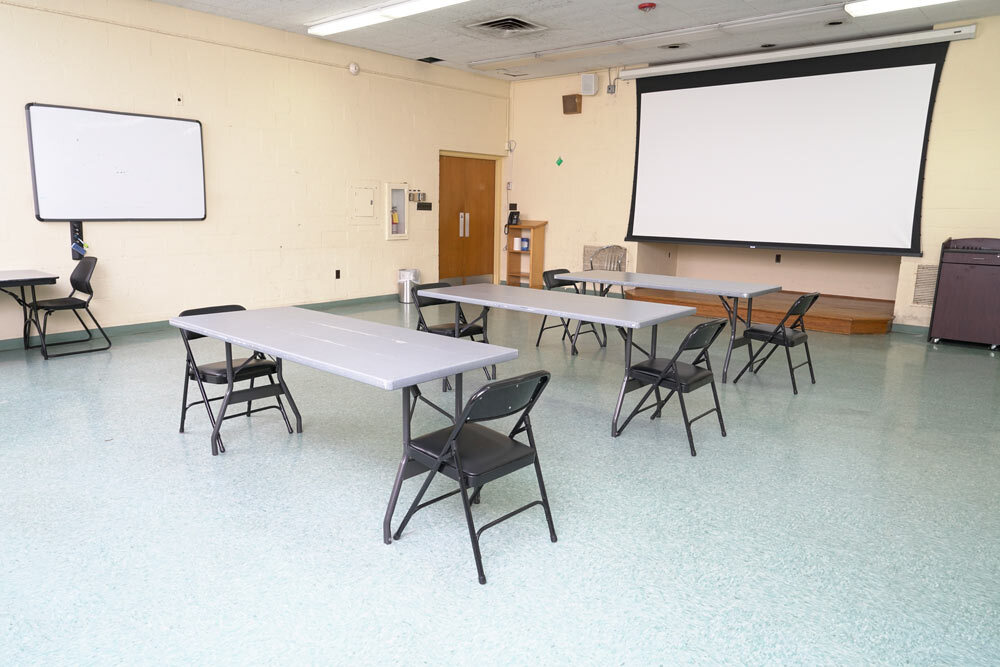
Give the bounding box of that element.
[625,288,894,335]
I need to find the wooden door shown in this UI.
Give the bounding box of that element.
[438,155,495,283]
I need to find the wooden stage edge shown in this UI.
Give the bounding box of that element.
[624,288,895,335]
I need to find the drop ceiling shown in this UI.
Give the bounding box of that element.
[153,0,998,79]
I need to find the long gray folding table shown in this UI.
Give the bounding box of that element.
[169,306,518,544]
[0,270,58,351]
[416,283,695,436]
[556,270,781,382]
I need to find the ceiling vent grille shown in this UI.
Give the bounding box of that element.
[468,16,547,36]
[912,264,938,306]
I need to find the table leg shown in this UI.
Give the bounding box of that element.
[209,342,235,456]
[721,296,739,383]
[744,298,755,372]
[384,386,413,545]
[276,357,303,433]
[19,286,30,349]
[611,328,634,437]
[384,374,462,544]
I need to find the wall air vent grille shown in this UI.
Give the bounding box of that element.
[468,16,547,35]
[913,264,938,306]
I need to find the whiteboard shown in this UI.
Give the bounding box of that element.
[26,104,206,221]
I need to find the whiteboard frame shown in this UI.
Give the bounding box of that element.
[25,103,207,222]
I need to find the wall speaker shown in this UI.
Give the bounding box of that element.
[562,94,582,114]
[581,73,597,96]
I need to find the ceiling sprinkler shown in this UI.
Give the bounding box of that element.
[638,2,656,12]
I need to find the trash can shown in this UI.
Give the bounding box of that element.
[398,268,419,303]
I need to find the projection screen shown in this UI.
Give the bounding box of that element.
[26,103,206,221]
[625,43,949,255]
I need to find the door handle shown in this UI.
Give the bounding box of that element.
[459,212,465,238]
[465,212,470,238]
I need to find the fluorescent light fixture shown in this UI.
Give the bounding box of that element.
[308,0,472,36]
[845,0,961,17]
[619,24,976,79]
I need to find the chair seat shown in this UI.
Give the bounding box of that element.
[745,324,809,346]
[630,358,714,392]
[409,423,535,486]
[191,357,277,384]
[32,297,88,311]
[426,323,484,338]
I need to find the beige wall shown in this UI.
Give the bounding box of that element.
[0,0,509,339]
[893,16,1000,326]
[508,15,1000,322]
[504,73,639,277]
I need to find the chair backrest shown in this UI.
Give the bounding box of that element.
[677,318,728,355]
[780,292,820,329]
[463,370,550,423]
[177,304,246,341]
[410,282,452,308]
[70,256,98,295]
[654,319,727,376]
[588,245,626,272]
[542,268,570,291]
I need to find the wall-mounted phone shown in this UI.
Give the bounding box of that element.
[504,210,520,235]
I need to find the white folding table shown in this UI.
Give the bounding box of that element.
[169,306,518,544]
[416,283,695,436]
[0,269,59,351]
[556,270,781,382]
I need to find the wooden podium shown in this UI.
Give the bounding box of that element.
[505,220,547,288]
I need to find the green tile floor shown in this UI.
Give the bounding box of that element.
[2,298,998,664]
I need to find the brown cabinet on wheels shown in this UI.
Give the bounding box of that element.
[928,237,1000,349]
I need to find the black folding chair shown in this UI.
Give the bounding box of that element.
[733,292,819,395]
[411,281,495,386]
[178,305,294,454]
[392,370,557,584]
[612,318,728,456]
[534,268,603,350]
[28,256,111,359]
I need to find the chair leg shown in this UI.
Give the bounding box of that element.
[179,363,191,433]
[676,392,697,457]
[83,307,111,350]
[785,344,798,395]
[70,309,95,342]
[535,315,548,347]
[753,344,779,374]
[651,389,675,420]
[39,309,52,359]
[710,380,726,437]
[458,475,487,585]
[804,341,816,384]
[532,456,558,543]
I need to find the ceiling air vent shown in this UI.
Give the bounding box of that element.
[468,16,547,36]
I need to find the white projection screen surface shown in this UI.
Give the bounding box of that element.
[26,104,206,221]
[626,44,949,255]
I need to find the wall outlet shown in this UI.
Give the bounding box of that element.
[335,269,341,279]
[775,253,781,264]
